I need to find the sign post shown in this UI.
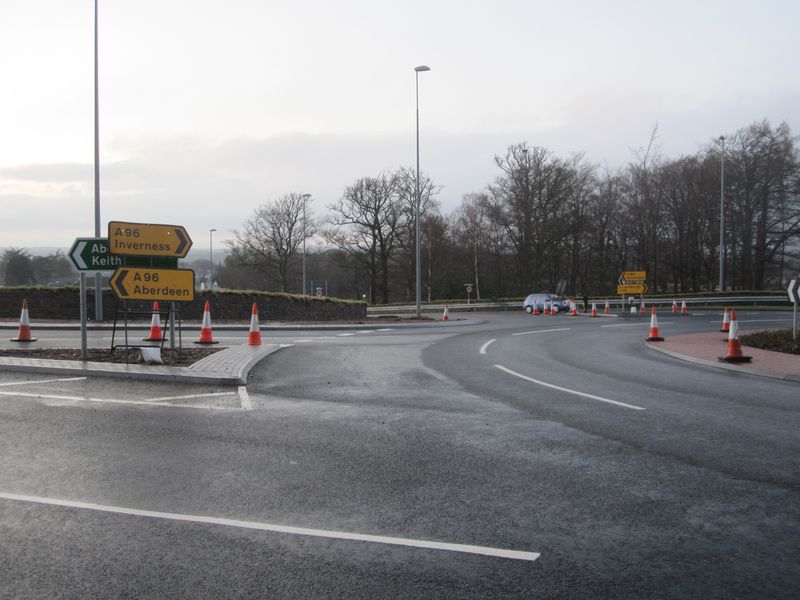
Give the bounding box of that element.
[788,278,799,340]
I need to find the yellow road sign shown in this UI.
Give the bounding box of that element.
[110,267,195,301]
[620,271,647,282]
[617,283,648,295]
[108,221,193,258]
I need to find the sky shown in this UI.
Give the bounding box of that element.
[1,0,799,252]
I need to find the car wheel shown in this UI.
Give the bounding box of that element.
[525,305,532,313]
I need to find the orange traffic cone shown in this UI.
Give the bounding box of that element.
[640,298,646,315]
[143,301,164,341]
[550,302,557,316]
[720,307,730,333]
[442,304,449,321]
[672,299,678,314]
[195,300,218,344]
[681,300,688,315]
[570,300,578,316]
[719,309,751,363]
[10,299,36,342]
[531,302,539,316]
[542,300,549,316]
[247,302,262,346]
[591,301,598,318]
[646,306,664,341]
[604,299,610,314]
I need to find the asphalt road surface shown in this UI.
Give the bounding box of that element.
[1,311,798,598]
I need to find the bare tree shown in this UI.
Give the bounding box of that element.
[226,193,313,292]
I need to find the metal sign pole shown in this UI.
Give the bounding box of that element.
[79,273,88,360]
[169,302,176,354]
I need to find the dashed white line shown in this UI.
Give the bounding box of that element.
[494,365,645,411]
[512,328,571,336]
[238,386,253,410]
[0,376,87,387]
[337,333,355,337]
[0,492,540,562]
[479,339,496,355]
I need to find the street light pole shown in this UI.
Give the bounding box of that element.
[414,65,430,319]
[719,135,726,292]
[209,228,216,286]
[93,0,102,320]
[301,193,311,295]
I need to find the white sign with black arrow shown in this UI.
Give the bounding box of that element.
[789,278,799,340]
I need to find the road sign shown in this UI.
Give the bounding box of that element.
[620,271,647,281]
[110,267,195,301]
[789,278,799,304]
[617,283,648,295]
[69,238,178,271]
[108,221,192,258]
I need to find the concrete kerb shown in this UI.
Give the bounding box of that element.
[645,342,800,383]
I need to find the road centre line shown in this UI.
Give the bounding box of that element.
[0,492,540,562]
[144,392,236,402]
[337,333,355,337]
[0,376,87,387]
[238,386,252,410]
[0,391,233,410]
[512,328,570,336]
[479,339,496,355]
[494,365,646,411]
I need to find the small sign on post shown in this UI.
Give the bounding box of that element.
[788,278,799,340]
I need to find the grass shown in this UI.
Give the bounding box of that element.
[740,329,800,355]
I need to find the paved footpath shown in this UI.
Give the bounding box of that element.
[648,330,800,383]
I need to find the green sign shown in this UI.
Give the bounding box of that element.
[69,237,178,271]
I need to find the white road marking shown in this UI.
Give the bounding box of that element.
[494,365,645,411]
[0,376,87,387]
[357,330,376,334]
[238,386,253,410]
[0,492,540,562]
[337,333,355,337]
[144,392,236,402]
[0,391,234,410]
[737,318,791,323]
[479,339,496,355]
[375,328,394,332]
[512,328,570,336]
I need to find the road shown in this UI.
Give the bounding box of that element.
[1,311,798,598]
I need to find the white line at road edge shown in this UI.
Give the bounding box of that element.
[0,492,539,562]
[494,365,645,411]
[0,376,87,387]
[238,386,253,410]
[0,391,233,410]
[512,328,570,336]
[479,339,496,355]
[145,392,236,403]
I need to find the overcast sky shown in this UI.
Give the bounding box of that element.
[1,0,798,251]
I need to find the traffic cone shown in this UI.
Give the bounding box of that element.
[10,299,36,342]
[719,309,751,363]
[591,301,598,318]
[720,307,730,333]
[570,301,578,316]
[550,302,557,316]
[681,300,688,315]
[672,299,678,314]
[442,304,449,321]
[247,302,262,346]
[531,303,539,316]
[542,300,549,316]
[143,301,164,341]
[194,300,218,344]
[604,299,610,314]
[646,306,664,341]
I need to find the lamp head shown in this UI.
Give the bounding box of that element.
[415,65,431,72]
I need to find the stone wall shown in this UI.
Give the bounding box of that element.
[0,287,367,322]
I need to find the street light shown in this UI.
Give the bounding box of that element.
[301,193,311,295]
[414,65,430,319]
[209,228,216,287]
[93,0,102,320]
[719,135,725,292]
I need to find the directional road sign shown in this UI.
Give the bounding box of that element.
[789,278,799,304]
[108,221,192,258]
[69,238,179,271]
[620,271,647,282]
[110,267,195,302]
[617,283,648,295]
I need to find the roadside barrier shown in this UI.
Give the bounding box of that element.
[10,299,36,342]
[195,300,218,344]
[646,306,665,341]
[719,309,751,363]
[247,302,262,346]
[143,301,164,341]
